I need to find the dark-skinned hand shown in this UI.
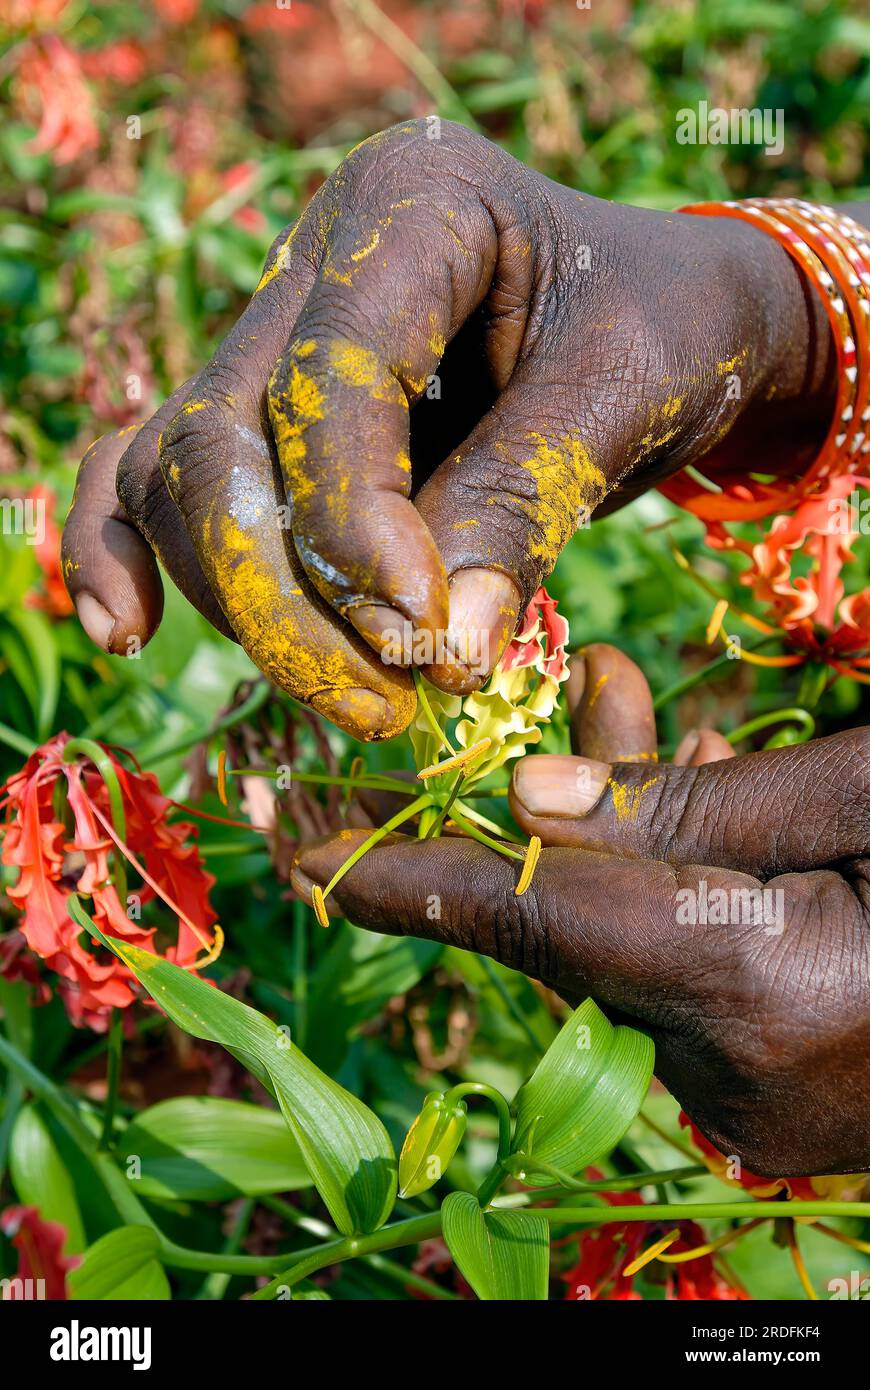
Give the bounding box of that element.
[292,644,870,1179]
[62,120,836,740]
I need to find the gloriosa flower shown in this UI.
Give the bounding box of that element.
[0,734,218,1031]
[661,469,870,680]
[0,1206,78,1300]
[15,35,99,166]
[411,587,570,785]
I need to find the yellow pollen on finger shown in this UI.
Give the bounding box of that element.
[608,776,657,822]
[350,229,381,262]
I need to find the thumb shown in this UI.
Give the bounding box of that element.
[508,729,869,877]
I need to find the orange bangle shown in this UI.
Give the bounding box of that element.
[671,197,870,520]
[658,197,870,676]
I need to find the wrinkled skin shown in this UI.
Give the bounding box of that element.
[63,120,836,738]
[294,646,870,1179]
[62,122,868,1174]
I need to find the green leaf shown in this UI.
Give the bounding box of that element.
[69,1227,170,1301]
[441,1192,549,1301]
[9,1105,86,1254]
[75,907,397,1236]
[4,608,60,739]
[512,999,654,1181]
[306,924,441,1071]
[118,1097,313,1201]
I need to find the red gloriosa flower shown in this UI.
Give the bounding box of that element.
[0,734,218,1030]
[0,1206,78,1300]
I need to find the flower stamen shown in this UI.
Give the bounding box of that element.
[514,835,542,896]
[417,738,491,781]
[311,884,330,929]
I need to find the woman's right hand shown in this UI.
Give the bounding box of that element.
[62,120,834,740]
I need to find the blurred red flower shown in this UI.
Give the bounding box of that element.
[154,0,200,23]
[222,161,267,234]
[15,34,99,165]
[561,1174,747,1300]
[0,1206,78,1300]
[80,40,147,86]
[24,485,74,619]
[0,734,218,1030]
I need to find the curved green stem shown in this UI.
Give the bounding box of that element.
[448,807,524,861]
[423,769,466,839]
[505,1155,708,1192]
[653,638,779,711]
[444,1081,513,1207]
[725,707,815,747]
[97,1008,123,1153]
[413,669,455,755]
[250,1212,443,1300]
[542,1200,870,1225]
[321,794,432,899]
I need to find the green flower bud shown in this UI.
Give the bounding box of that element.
[398,1092,467,1198]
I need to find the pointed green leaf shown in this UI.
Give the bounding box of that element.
[10,1105,86,1254]
[512,999,654,1181]
[441,1192,549,1300]
[69,1227,170,1301]
[118,1097,313,1201]
[76,909,396,1236]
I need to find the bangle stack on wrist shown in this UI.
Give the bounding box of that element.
[657,197,870,680]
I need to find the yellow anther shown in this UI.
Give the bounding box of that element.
[706,599,729,646]
[621,1228,680,1278]
[216,749,228,806]
[312,885,330,929]
[417,738,491,781]
[515,836,542,897]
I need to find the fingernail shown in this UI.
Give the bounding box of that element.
[75,593,114,650]
[289,861,340,914]
[425,568,520,693]
[673,730,700,766]
[293,834,363,894]
[310,687,390,739]
[513,754,610,818]
[348,603,411,659]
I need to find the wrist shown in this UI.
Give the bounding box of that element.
[682,209,838,475]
